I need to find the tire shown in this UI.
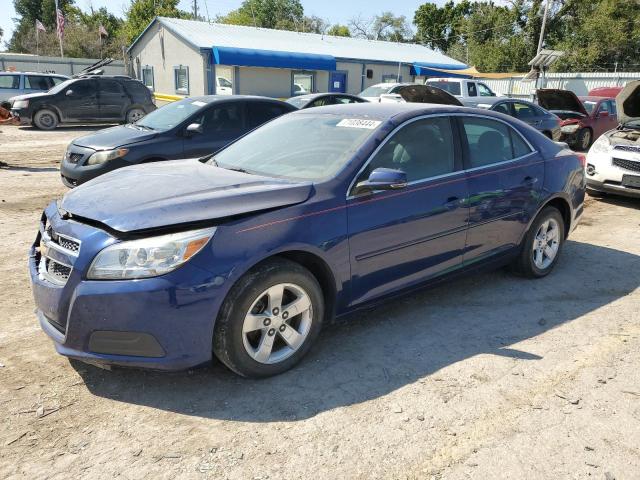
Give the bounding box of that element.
[511,206,565,278]
[576,128,592,151]
[33,109,59,130]
[213,258,324,378]
[126,108,145,124]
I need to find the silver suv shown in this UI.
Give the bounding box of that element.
[0,72,69,107]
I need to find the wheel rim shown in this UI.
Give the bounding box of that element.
[41,113,54,127]
[242,283,313,365]
[129,110,144,122]
[532,218,560,270]
[581,130,591,150]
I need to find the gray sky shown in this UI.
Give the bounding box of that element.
[1,0,456,47]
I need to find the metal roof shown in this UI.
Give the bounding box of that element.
[150,17,466,68]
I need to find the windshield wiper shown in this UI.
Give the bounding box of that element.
[224,167,250,174]
[135,124,154,131]
[199,153,217,165]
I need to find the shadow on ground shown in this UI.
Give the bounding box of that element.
[0,165,59,172]
[75,240,639,422]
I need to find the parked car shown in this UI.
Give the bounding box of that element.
[588,86,623,98]
[484,99,561,141]
[0,71,68,107]
[286,93,367,109]
[358,82,407,102]
[537,89,618,151]
[425,78,502,107]
[30,103,586,376]
[60,95,296,187]
[378,84,463,106]
[10,75,156,130]
[586,80,640,198]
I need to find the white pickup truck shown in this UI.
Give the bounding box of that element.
[425,78,503,107]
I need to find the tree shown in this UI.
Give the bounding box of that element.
[121,0,190,44]
[217,0,304,31]
[349,12,412,41]
[327,24,350,37]
[8,0,78,53]
[414,0,471,52]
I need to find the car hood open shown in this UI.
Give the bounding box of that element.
[616,80,640,126]
[60,159,313,233]
[537,89,588,116]
[72,124,157,149]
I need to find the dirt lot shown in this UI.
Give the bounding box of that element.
[1,125,639,480]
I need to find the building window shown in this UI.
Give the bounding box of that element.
[382,74,402,83]
[174,65,189,95]
[141,65,154,91]
[292,72,314,96]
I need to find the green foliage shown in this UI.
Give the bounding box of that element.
[121,0,190,44]
[414,0,640,73]
[217,0,304,30]
[327,25,351,37]
[349,12,412,41]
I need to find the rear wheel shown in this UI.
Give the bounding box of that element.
[126,108,145,124]
[33,109,59,130]
[213,258,324,378]
[512,206,565,278]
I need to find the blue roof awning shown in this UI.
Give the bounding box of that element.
[411,62,470,78]
[213,46,336,71]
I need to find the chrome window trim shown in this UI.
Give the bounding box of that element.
[346,112,538,200]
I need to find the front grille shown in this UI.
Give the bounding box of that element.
[44,221,81,255]
[66,152,84,164]
[613,157,640,173]
[613,145,640,153]
[37,213,80,286]
[45,258,72,282]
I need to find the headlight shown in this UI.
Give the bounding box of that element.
[12,99,28,108]
[87,227,216,280]
[86,148,129,165]
[561,124,580,134]
[588,134,610,155]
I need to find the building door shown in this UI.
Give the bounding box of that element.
[329,71,347,93]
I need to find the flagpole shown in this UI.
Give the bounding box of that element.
[36,27,40,68]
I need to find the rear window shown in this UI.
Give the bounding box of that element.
[0,75,20,89]
[25,75,53,90]
[426,81,461,96]
[125,80,152,99]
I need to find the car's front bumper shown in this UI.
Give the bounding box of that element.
[586,148,640,198]
[29,204,228,371]
[10,108,31,125]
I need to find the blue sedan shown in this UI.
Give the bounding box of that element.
[30,103,586,377]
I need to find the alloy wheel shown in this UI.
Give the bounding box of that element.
[242,283,313,364]
[532,218,560,270]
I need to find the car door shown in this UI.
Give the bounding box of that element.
[61,79,98,121]
[458,115,543,264]
[594,100,617,138]
[347,116,469,305]
[0,74,20,101]
[98,79,128,120]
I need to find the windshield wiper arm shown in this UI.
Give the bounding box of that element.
[199,153,217,165]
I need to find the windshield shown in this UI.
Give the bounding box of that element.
[285,96,308,108]
[218,77,232,88]
[425,81,461,96]
[582,100,598,114]
[136,99,205,130]
[359,85,395,97]
[209,114,380,180]
[47,79,75,95]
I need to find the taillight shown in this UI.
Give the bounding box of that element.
[576,153,586,168]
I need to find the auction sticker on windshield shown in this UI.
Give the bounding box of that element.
[192,101,207,107]
[336,119,382,129]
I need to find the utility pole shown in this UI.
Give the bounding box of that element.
[193,0,199,20]
[536,0,551,54]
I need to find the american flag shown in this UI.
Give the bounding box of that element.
[56,8,65,40]
[35,19,46,32]
[99,25,108,37]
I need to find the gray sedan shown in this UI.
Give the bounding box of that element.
[484,99,562,141]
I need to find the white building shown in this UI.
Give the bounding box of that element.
[128,17,467,98]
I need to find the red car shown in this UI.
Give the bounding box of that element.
[537,89,619,150]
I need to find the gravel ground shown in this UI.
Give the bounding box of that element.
[1,125,639,480]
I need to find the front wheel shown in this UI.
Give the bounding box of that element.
[213,258,324,378]
[576,128,592,151]
[512,206,565,278]
[33,109,59,130]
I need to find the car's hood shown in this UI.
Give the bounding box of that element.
[60,159,313,233]
[72,124,157,149]
[616,80,640,126]
[9,92,50,102]
[537,89,588,116]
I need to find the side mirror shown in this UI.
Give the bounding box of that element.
[354,168,407,195]
[65,89,73,96]
[185,123,203,135]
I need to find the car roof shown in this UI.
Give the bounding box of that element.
[0,71,68,77]
[178,95,290,105]
[578,96,609,102]
[291,93,360,100]
[290,102,496,121]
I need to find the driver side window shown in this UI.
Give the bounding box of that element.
[358,117,456,184]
